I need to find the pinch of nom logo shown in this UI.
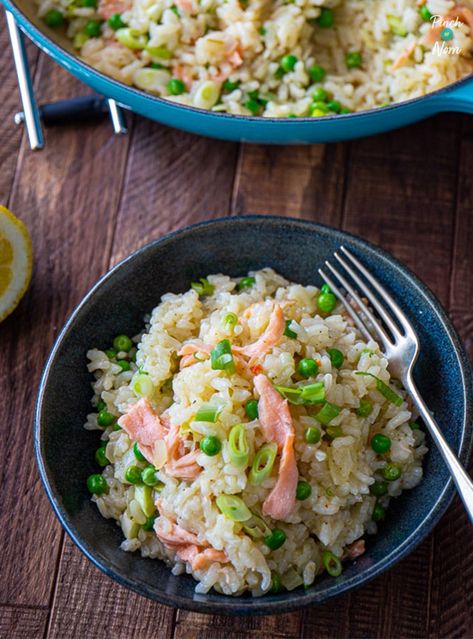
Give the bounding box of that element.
[430,14,462,55]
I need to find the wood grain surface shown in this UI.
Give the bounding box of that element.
[0,11,472,639]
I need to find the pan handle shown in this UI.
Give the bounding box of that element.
[436,79,473,115]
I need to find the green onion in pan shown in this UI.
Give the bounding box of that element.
[249,442,278,485]
[314,402,341,425]
[322,550,343,577]
[191,277,214,296]
[223,312,238,332]
[355,372,403,406]
[242,511,271,539]
[228,423,249,468]
[326,424,343,439]
[275,382,325,405]
[283,320,297,338]
[131,373,153,398]
[216,494,252,521]
[210,339,236,374]
[194,402,224,423]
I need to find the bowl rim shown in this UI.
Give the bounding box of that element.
[5,0,473,126]
[35,214,473,615]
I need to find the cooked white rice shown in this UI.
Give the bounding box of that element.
[36,0,472,116]
[84,268,427,596]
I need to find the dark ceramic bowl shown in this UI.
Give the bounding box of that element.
[36,215,473,615]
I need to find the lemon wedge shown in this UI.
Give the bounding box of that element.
[0,205,33,322]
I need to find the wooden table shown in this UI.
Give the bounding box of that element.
[1,12,472,639]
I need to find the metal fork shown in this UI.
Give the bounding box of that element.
[319,246,473,525]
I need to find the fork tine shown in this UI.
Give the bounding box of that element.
[335,251,402,339]
[324,260,392,349]
[318,267,373,342]
[340,247,414,336]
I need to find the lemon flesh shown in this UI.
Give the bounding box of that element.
[0,205,33,322]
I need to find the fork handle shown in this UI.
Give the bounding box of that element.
[406,377,473,525]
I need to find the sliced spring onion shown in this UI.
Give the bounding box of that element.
[223,312,238,332]
[193,80,220,109]
[249,442,278,485]
[216,494,252,521]
[275,382,325,405]
[228,423,249,468]
[194,401,224,423]
[191,277,214,296]
[115,28,148,50]
[387,14,407,36]
[322,550,343,577]
[355,372,403,406]
[131,373,154,398]
[281,567,304,591]
[210,339,236,374]
[132,67,171,93]
[242,511,272,539]
[314,402,341,426]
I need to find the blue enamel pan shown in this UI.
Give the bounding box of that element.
[3,0,473,144]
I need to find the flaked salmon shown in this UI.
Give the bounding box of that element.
[234,304,285,365]
[254,374,298,520]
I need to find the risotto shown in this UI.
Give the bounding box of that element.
[36,0,473,116]
[84,269,427,596]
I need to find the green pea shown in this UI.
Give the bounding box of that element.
[245,98,262,115]
[97,410,115,428]
[317,292,337,314]
[200,435,222,456]
[370,480,388,497]
[97,399,106,412]
[304,426,321,444]
[312,87,328,102]
[409,421,420,430]
[105,348,117,359]
[44,9,64,27]
[86,473,108,495]
[125,465,143,484]
[296,480,312,500]
[84,19,102,37]
[264,528,286,550]
[258,26,267,36]
[298,358,318,378]
[346,51,363,69]
[133,441,146,462]
[95,446,109,467]
[113,334,133,352]
[223,78,240,92]
[168,78,186,95]
[237,276,256,291]
[308,64,326,82]
[312,101,329,114]
[327,348,344,369]
[141,465,160,486]
[356,398,373,417]
[269,572,283,593]
[107,13,126,29]
[80,0,97,6]
[142,514,157,531]
[150,62,164,69]
[284,320,297,338]
[327,100,341,113]
[372,502,385,522]
[245,399,259,420]
[419,4,432,21]
[382,463,401,482]
[340,107,352,114]
[371,433,392,454]
[316,7,334,28]
[280,54,298,72]
[117,360,131,372]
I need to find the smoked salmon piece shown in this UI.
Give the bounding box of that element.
[165,423,201,479]
[234,304,285,365]
[118,398,167,466]
[253,374,298,520]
